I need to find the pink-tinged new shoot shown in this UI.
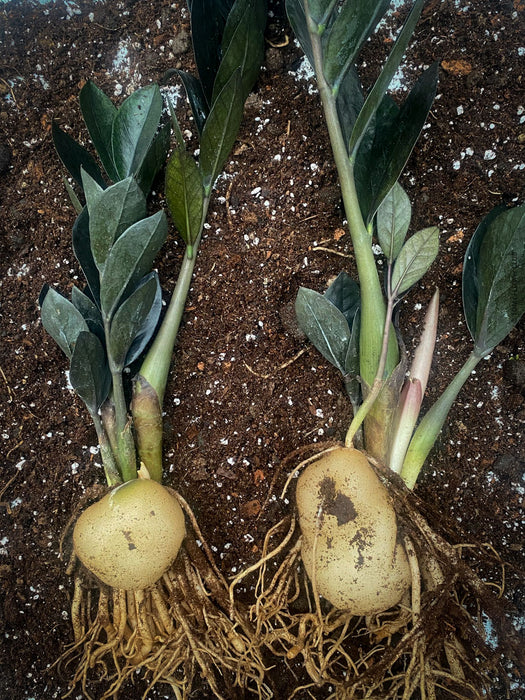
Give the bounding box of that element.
[388,288,439,475]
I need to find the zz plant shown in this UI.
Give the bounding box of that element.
[231,1,525,698]
[41,1,269,698]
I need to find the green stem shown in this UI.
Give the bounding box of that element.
[401,350,482,489]
[345,294,395,446]
[91,411,121,486]
[104,317,137,482]
[306,16,398,387]
[139,232,203,406]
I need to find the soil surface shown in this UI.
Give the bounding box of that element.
[0,1,524,698]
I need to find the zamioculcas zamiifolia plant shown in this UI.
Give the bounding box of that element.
[231,1,525,697]
[41,1,268,698]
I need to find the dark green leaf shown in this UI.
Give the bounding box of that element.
[189,0,234,105]
[176,70,210,134]
[212,0,266,104]
[348,0,426,157]
[462,205,506,342]
[391,226,439,296]
[200,69,244,192]
[465,205,525,356]
[324,271,360,327]
[222,0,266,50]
[323,0,390,92]
[40,285,89,358]
[83,173,147,272]
[108,273,161,370]
[72,207,100,304]
[364,63,439,221]
[295,286,351,374]
[376,182,411,261]
[336,66,365,150]
[165,147,205,247]
[79,80,119,182]
[70,331,111,413]
[52,121,106,189]
[354,94,398,222]
[111,84,163,180]
[124,273,162,366]
[135,120,171,194]
[100,210,168,317]
[285,0,314,67]
[71,285,104,341]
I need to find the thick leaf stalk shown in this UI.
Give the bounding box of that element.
[138,234,202,406]
[131,376,164,482]
[401,351,481,488]
[305,10,399,388]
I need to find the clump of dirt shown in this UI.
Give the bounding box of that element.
[0,1,523,698]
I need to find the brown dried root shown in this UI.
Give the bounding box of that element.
[230,450,525,700]
[55,491,270,700]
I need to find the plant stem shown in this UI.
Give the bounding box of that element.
[400,350,482,489]
[104,315,137,482]
[91,411,121,486]
[139,232,203,406]
[306,13,398,387]
[109,366,137,482]
[345,294,395,447]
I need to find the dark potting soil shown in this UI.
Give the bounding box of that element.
[0,0,524,698]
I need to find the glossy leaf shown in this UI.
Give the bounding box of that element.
[40,285,89,358]
[100,210,167,317]
[71,285,104,341]
[323,0,390,92]
[176,69,210,134]
[391,226,439,296]
[324,271,360,327]
[165,147,205,247]
[462,204,506,343]
[353,94,398,222]
[336,66,365,151]
[464,205,525,356]
[135,120,171,195]
[108,272,161,370]
[295,286,351,374]
[189,0,234,105]
[285,0,314,67]
[200,69,244,192]
[83,173,147,271]
[70,330,111,414]
[376,182,412,261]
[212,0,266,104]
[365,63,439,221]
[72,207,100,304]
[52,121,106,189]
[111,84,163,180]
[348,0,426,157]
[79,80,119,182]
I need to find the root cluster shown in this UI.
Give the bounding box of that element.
[56,493,270,700]
[229,454,525,700]
[55,469,524,699]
